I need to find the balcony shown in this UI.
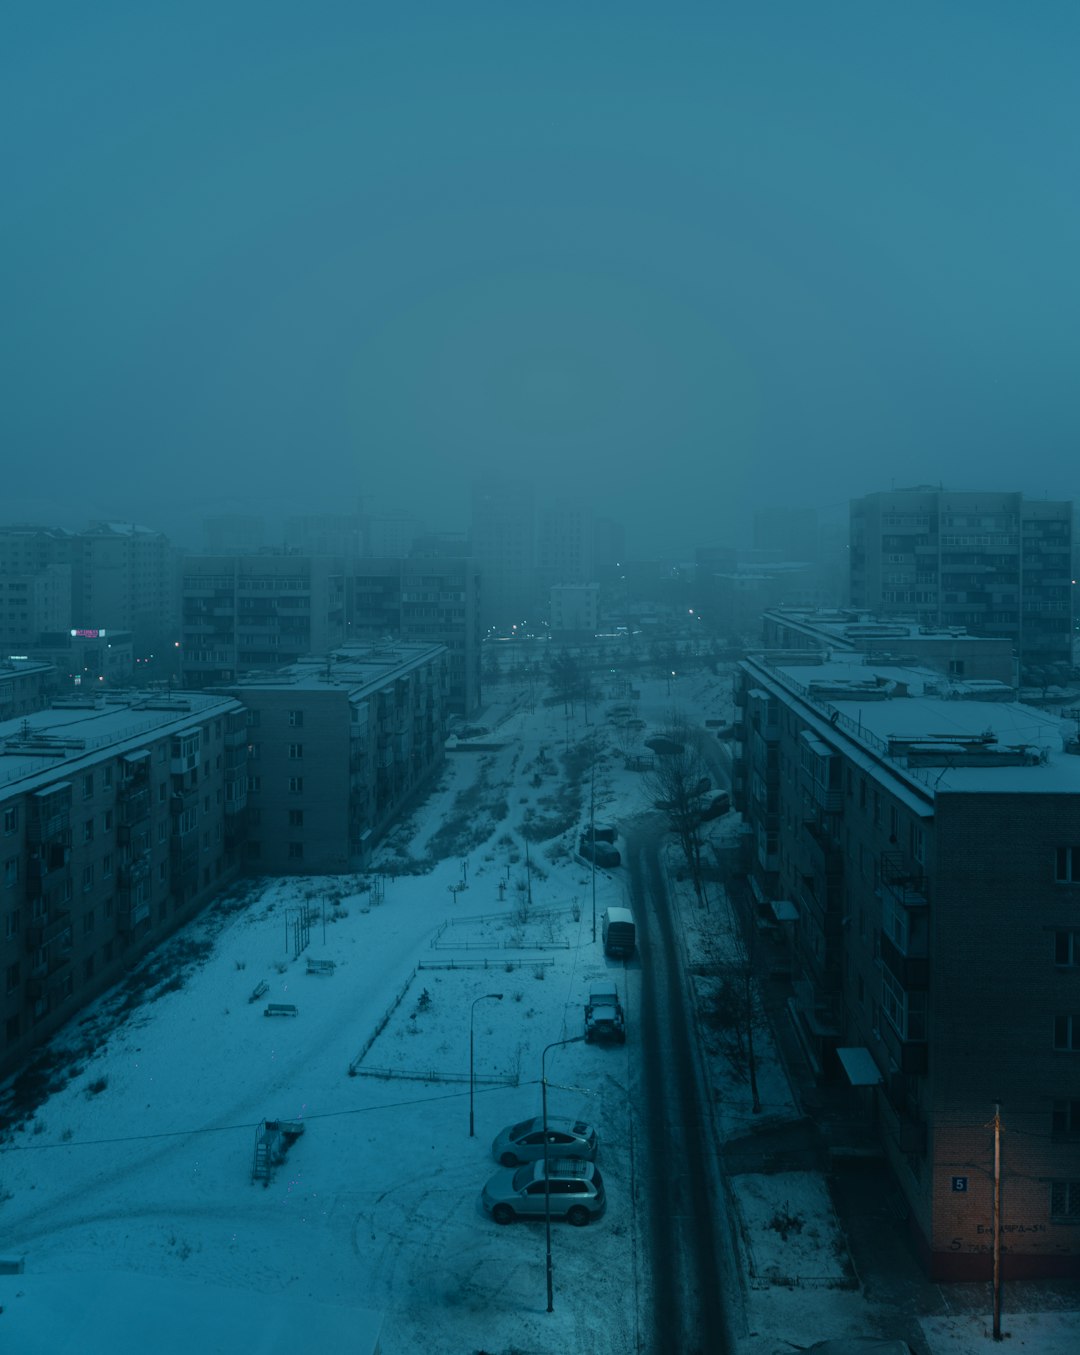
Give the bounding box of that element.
[117,899,151,933]
[879,1012,928,1075]
[27,807,71,845]
[879,852,929,909]
[118,787,151,826]
[880,934,929,990]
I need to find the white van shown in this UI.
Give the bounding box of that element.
[601,906,636,960]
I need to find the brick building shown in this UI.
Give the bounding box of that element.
[735,650,1080,1278]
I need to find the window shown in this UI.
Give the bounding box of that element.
[288,842,304,860]
[159,782,168,803]
[4,858,18,888]
[1055,848,1080,883]
[82,864,94,892]
[83,773,94,800]
[909,822,925,864]
[881,970,927,1041]
[249,775,262,793]
[248,742,261,761]
[103,809,113,832]
[102,853,113,879]
[288,777,303,794]
[5,961,19,993]
[84,818,95,843]
[83,910,95,935]
[288,743,303,760]
[4,909,19,939]
[1050,1180,1080,1222]
[1054,1015,1080,1051]
[288,809,304,828]
[103,765,113,788]
[179,808,198,836]
[158,821,168,844]
[1052,1100,1080,1137]
[3,807,17,834]
[1055,932,1080,967]
[288,710,304,727]
[246,709,261,727]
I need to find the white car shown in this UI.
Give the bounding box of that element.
[491,1116,599,1167]
[481,1158,606,1226]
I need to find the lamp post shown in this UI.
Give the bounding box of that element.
[469,993,503,1137]
[542,1034,585,1313]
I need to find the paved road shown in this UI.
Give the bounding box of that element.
[625,814,739,1355]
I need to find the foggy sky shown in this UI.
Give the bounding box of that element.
[4,3,1080,554]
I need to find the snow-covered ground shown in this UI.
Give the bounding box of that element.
[0,670,1077,1355]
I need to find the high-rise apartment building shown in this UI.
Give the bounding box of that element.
[71,522,180,662]
[180,554,347,687]
[470,479,536,633]
[348,557,482,714]
[850,488,1073,675]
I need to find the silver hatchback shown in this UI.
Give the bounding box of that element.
[491,1116,599,1167]
[481,1157,606,1227]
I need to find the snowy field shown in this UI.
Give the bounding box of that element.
[0,669,1077,1355]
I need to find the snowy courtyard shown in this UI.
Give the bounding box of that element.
[1,671,1077,1355]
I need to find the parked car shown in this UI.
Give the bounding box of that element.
[581,822,618,844]
[481,1158,606,1226]
[584,985,626,1043]
[491,1116,599,1167]
[579,838,621,868]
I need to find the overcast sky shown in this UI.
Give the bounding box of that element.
[4,3,1080,553]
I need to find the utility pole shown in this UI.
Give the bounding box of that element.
[993,1101,1003,1341]
[590,761,597,943]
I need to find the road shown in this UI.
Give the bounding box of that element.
[624,813,740,1355]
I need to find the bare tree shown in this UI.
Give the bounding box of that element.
[644,719,712,904]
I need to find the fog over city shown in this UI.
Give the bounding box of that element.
[6,9,1080,1355]
[5,4,1080,554]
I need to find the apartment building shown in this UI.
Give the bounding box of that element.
[470,479,536,633]
[226,641,447,874]
[849,488,1073,676]
[70,522,180,661]
[180,554,347,688]
[0,660,56,720]
[761,608,1018,688]
[0,691,248,1079]
[735,650,1080,1279]
[347,557,482,715]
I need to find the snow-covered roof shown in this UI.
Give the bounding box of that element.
[745,654,1078,799]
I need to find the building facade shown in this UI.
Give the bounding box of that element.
[761,608,1018,688]
[849,488,1073,676]
[226,642,447,874]
[347,557,482,715]
[0,691,248,1079]
[735,650,1080,1278]
[180,554,347,688]
[71,522,180,663]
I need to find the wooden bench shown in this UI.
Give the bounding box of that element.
[306,958,336,976]
[264,1003,298,1018]
[248,979,269,1003]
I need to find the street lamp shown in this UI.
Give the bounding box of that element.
[469,993,503,1137]
[542,1034,585,1313]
